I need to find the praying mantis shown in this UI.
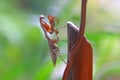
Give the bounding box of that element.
[39,15,66,66]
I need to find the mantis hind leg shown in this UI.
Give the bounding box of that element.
[53,49,67,65]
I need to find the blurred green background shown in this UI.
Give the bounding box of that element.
[0,0,120,80]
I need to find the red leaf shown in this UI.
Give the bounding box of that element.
[62,0,93,80]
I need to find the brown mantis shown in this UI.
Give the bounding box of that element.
[39,15,66,66]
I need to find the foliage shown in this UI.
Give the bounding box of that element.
[0,0,54,80]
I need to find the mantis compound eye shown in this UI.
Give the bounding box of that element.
[40,15,45,19]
